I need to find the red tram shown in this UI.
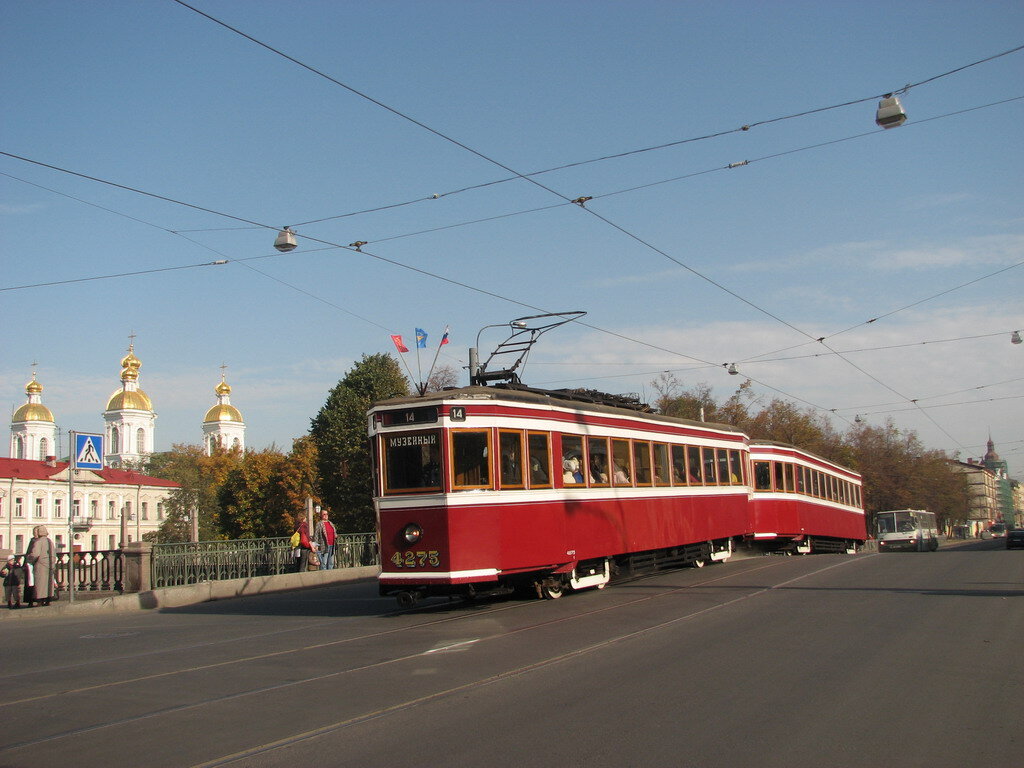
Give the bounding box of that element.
[369,385,866,607]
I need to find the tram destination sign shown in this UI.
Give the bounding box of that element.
[382,406,438,426]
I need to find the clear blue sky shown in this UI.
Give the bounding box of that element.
[2,1,1022,476]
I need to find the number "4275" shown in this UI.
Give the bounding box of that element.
[391,550,440,568]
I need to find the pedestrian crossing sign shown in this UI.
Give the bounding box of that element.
[73,432,104,470]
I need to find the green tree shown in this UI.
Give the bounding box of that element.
[310,353,410,532]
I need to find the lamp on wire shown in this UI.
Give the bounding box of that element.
[273,226,297,253]
[1012,331,1022,345]
[726,363,738,375]
[854,414,863,424]
[875,94,907,129]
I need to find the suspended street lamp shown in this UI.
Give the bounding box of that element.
[875,94,907,129]
[273,226,298,252]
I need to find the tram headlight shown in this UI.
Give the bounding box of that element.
[403,523,423,544]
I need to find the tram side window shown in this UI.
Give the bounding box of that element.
[703,448,719,485]
[686,445,703,485]
[527,432,552,487]
[728,450,744,486]
[715,449,730,485]
[797,466,807,494]
[561,435,585,484]
[633,441,653,485]
[588,437,610,485]
[384,430,441,494]
[653,443,671,486]
[612,439,632,485]
[754,461,772,491]
[499,430,524,488]
[452,430,491,489]
[672,445,688,484]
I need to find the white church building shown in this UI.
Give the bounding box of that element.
[3,345,246,554]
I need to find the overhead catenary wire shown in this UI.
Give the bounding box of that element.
[5,15,1020,445]
[2,103,1017,443]
[167,4,1022,229]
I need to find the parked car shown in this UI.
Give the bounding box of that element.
[989,523,1007,538]
[1006,529,1024,549]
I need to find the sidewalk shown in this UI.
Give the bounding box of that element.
[0,565,379,621]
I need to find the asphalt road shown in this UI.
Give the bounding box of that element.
[1,538,1020,768]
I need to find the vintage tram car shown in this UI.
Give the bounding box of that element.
[369,384,865,607]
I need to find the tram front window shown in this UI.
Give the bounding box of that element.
[384,430,441,493]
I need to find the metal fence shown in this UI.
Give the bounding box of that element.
[150,533,379,589]
[53,550,124,593]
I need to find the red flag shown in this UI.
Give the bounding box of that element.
[390,335,409,353]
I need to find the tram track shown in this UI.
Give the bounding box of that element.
[0,552,872,767]
[0,552,802,708]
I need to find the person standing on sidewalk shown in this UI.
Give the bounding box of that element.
[313,508,337,570]
[2,555,23,609]
[25,526,55,607]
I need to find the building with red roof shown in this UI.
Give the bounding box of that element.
[0,457,178,555]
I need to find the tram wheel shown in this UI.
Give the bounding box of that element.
[541,579,564,599]
[691,558,705,568]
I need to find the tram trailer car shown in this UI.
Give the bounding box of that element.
[748,442,866,555]
[369,386,866,606]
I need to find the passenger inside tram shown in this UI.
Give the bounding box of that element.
[562,456,584,484]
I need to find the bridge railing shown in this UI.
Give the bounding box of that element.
[48,550,125,594]
[150,533,379,589]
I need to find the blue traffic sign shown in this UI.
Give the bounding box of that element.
[73,433,104,470]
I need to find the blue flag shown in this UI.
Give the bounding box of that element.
[415,328,427,348]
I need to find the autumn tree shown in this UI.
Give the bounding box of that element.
[275,435,322,533]
[845,420,969,532]
[648,373,969,534]
[217,447,290,539]
[145,444,240,542]
[425,363,460,392]
[310,353,410,532]
[652,374,719,421]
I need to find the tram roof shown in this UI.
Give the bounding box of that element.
[371,384,747,436]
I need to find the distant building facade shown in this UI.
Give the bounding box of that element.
[949,436,1017,534]
[5,345,248,552]
[0,457,178,554]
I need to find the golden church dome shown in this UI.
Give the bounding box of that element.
[12,375,54,423]
[13,402,55,423]
[106,388,153,412]
[215,379,232,396]
[203,403,243,423]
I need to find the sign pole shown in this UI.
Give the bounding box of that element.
[68,431,76,604]
[69,432,104,605]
